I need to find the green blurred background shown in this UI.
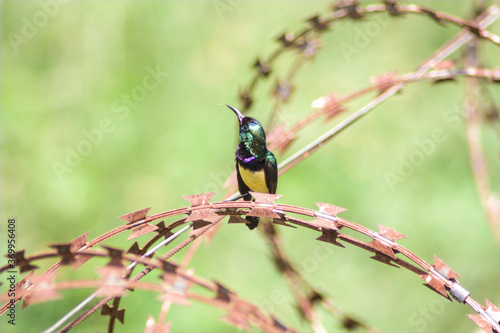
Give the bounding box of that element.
[1,1,499,332]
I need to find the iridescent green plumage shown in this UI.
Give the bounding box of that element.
[226,105,278,230]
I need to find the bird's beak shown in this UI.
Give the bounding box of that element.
[225,104,245,124]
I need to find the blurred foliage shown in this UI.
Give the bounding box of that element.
[1,1,499,332]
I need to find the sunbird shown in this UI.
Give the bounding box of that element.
[226,105,278,230]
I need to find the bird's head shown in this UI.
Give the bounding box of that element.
[226,105,266,145]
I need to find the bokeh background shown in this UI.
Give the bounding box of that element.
[1,1,499,332]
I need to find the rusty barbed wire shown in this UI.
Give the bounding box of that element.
[187,2,500,332]
[259,66,498,158]
[239,1,500,114]
[2,1,499,332]
[226,14,500,325]
[2,192,500,332]
[2,243,293,332]
[79,3,498,332]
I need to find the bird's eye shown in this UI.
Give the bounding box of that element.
[242,125,248,131]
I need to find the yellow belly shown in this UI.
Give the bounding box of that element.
[238,164,269,193]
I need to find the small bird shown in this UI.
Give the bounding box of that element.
[226,104,278,230]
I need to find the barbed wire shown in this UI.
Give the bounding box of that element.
[1,192,499,332]
[2,1,499,332]
[238,1,500,117]
[213,7,500,332]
